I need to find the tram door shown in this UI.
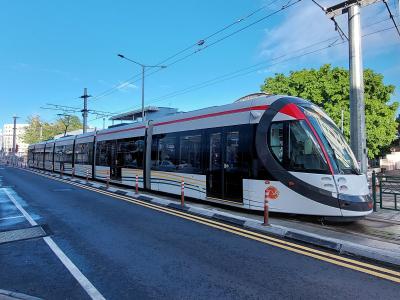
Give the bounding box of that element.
[207,129,243,203]
[108,141,119,181]
[208,132,223,199]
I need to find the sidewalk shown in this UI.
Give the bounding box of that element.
[24,167,400,268]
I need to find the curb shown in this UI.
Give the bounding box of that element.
[23,167,400,268]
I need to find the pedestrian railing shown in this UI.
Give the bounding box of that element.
[372,171,400,211]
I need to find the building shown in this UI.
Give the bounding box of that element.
[109,106,179,124]
[1,123,29,157]
[53,128,95,139]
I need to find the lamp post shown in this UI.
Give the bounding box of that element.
[117,54,166,122]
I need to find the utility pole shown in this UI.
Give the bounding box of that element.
[80,88,91,134]
[325,0,380,174]
[12,115,18,155]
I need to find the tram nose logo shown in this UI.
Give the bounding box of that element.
[266,186,279,200]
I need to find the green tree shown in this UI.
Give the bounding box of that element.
[54,115,83,137]
[22,115,83,144]
[260,64,398,158]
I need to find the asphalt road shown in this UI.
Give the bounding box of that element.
[0,166,399,299]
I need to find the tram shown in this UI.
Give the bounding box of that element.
[28,93,372,219]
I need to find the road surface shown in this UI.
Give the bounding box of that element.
[0,166,399,299]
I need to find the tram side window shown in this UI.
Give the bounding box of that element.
[269,121,329,173]
[95,141,109,166]
[76,142,94,165]
[270,123,283,163]
[54,146,63,163]
[65,145,74,163]
[116,138,144,169]
[152,134,178,171]
[288,121,328,172]
[226,131,240,171]
[179,134,202,174]
[44,146,53,162]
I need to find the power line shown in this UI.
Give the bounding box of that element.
[165,0,303,68]
[383,0,400,37]
[156,0,283,66]
[92,24,395,123]
[91,0,296,102]
[129,26,395,111]
[311,0,348,40]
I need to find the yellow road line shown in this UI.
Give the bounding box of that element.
[23,168,400,283]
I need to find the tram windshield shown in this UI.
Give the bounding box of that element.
[303,105,360,175]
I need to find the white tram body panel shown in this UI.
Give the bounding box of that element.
[27,93,372,219]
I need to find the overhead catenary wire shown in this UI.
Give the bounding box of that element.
[156,0,283,66]
[95,25,395,119]
[90,0,298,102]
[383,0,400,37]
[311,0,349,41]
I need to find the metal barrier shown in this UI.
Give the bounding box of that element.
[372,171,400,211]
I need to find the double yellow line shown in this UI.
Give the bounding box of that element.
[24,168,400,283]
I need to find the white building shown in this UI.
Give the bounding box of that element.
[1,123,29,157]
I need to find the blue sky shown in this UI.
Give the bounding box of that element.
[1,0,399,129]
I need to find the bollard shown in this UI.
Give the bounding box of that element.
[372,170,377,212]
[71,167,75,179]
[86,170,89,183]
[135,174,139,194]
[106,176,110,189]
[181,177,185,207]
[263,188,269,226]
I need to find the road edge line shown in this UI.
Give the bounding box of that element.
[3,187,106,300]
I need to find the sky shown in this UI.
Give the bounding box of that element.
[1,0,399,130]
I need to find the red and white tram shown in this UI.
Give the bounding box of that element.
[28,93,372,219]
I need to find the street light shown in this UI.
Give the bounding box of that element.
[117,54,167,122]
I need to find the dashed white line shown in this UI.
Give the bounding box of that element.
[3,188,105,300]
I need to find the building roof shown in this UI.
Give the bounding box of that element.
[109,106,178,121]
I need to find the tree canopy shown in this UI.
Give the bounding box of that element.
[22,115,83,144]
[260,64,398,158]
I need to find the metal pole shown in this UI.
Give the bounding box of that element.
[181,177,185,207]
[372,170,376,212]
[83,88,88,133]
[341,109,344,133]
[348,4,367,174]
[135,174,139,194]
[141,65,145,123]
[12,115,17,155]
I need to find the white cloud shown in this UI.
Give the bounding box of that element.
[97,79,138,92]
[258,0,399,71]
[116,81,138,91]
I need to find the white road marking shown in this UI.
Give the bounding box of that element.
[3,188,105,300]
[0,215,24,221]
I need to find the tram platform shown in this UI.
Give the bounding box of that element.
[18,166,400,268]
